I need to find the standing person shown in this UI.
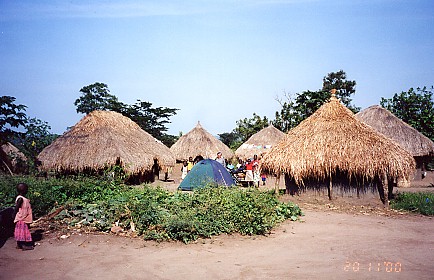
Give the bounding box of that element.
[14,183,34,250]
[252,154,261,188]
[187,157,194,172]
[215,152,225,166]
[244,158,254,187]
[181,160,188,180]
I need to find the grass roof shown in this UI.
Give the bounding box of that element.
[170,122,234,161]
[38,110,175,174]
[262,96,415,185]
[235,124,285,159]
[356,105,434,157]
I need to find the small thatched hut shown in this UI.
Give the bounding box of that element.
[170,122,234,161]
[235,124,285,160]
[262,93,416,205]
[356,105,434,179]
[37,110,175,183]
[1,142,27,174]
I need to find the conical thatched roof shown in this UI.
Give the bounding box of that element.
[235,124,285,159]
[1,142,27,163]
[356,105,434,157]
[38,110,175,174]
[170,122,234,161]
[262,96,415,185]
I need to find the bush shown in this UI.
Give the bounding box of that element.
[390,192,434,216]
[0,175,129,217]
[0,176,303,243]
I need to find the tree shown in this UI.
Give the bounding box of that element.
[0,96,27,145]
[234,113,269,143]
[124,100,178,141]
[13,118,58,171]
[274,70,359,132]
[380,86,434,141]
[322,70,358,112]
[218,132,242,150]
[74,83,179,146]
[219,113,268,150]
[74,83,124,114]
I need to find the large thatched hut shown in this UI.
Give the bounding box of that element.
[1,142,27,174]
[235,124,285,160]
[37,110,175,183]
[261,93,415,205]
[356,105,434,180]
[170,122,234,161]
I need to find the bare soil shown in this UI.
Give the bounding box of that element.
[1,169,433,280]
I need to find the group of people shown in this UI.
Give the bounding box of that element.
[229,154,265,187]
[180,155,204,180]
[179,152,266,187]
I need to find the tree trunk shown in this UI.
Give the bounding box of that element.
[328,176,333,200]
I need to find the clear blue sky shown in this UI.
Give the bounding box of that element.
[1,0,433,136]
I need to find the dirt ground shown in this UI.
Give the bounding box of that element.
[1,168,433,280]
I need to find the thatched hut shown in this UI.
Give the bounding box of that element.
[170,122,234,161]
[0,142,27,174]
[356,105,434,180]
[261,93,416,205]
[235,124,285,160]
[37,110,175,183]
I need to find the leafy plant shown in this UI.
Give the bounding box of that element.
[390,192,434,216]
[0,176,303,243]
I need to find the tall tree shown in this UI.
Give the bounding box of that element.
[74,83,179,146]
[380,86,434,141]
[123,100,179,146]
[234,113,269,144]
[274,70,359,132]
[74,82,124,114]
[322,70,359,113]
[0,96,27,145]
[220,113,269,150]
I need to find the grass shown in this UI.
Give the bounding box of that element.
[390,192,434,216]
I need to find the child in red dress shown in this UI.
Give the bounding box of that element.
[14,183,34,250]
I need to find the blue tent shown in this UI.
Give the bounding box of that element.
[178,159,236,191]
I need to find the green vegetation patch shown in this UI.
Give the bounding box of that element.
[390,192,434,216]
[0,176,302,243]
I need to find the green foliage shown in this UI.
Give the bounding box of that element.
[235,113,269,143]
[0,96,27,145]
[0,175,128,217]
[0,176,303,243]
[220,113,269,149]
[11,118,58,173]
[390,192,434,216]
[218,131,243,150]
[74,82,123,114]
[380,86,434,141]
[274,70,359,132]
[74,82,179,146]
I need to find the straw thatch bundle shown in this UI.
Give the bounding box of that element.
[37,110,175,176]
[170,122,234,161]
[1,142,27,174]
[262,95,415,197]
[235,124,285,159]
[355,105,434,157]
